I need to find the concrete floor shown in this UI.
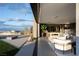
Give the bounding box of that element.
[38,37,57,56]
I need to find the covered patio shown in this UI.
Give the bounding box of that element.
[37,3,76,56]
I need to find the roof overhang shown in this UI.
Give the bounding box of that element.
[39,3,76,24]
[30,3,40,23]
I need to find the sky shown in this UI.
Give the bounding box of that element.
[0,3,34,31]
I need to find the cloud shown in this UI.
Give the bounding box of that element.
[7,18,33,22]
[0,21,5,24]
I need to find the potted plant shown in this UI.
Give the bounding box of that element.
[41,24,47,37]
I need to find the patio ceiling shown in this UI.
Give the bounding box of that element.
[39,3,76,24]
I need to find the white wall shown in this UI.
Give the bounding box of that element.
[76,3,79,55]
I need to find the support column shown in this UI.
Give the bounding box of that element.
[33,19,38,38]
[38,23,40,38]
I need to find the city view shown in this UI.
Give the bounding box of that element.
[0,3,35,56]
